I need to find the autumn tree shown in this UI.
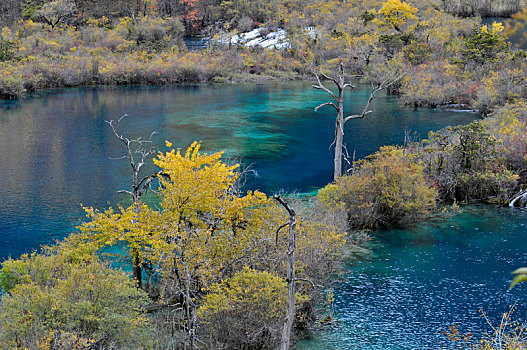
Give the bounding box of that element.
[313,62,402,180]
[82,140,282,348]
[156,0,199,31]
[373,0,418,32]
[81,136,351,348]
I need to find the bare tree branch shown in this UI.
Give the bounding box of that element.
[117,190,135,197]
[314,101,338,111]
[343,73,405,124]
[312,69,338,101]
[295,277,324,289]
[275,222,290,247]
[319,68,338,85]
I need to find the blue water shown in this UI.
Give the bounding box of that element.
[296,205,527,349]
[0,83,476,261]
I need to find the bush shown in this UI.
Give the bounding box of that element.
[415,121,519,202]
[237,16,254,32]
[0,38,15,61]
[0,244,152,349]
[318,146,437,229]
[0,68,26,99]
[484,101,527,166]
[115,16,184,52]
[198,268,307,350]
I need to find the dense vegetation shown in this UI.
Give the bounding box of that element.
[1,0,527,348]
[318,101,527,230]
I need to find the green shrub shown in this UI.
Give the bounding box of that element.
[416,121,518,202]
[0,71,26,99]
[0,38,15,61]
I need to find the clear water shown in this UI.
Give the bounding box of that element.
[0,82,476,260]
[296,205,527,350]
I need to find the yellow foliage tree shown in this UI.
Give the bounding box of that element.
[80,139,349,349]
[81,141,283,349]
[373,0,418,32]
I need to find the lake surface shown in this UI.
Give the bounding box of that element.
[296,205,527,349]
[0,82,476,260]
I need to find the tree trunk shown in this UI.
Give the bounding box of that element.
[132,249,142,289]
[334,84,345,181]
[276,196,297,350]
[132,201,142,288]
[184,264,195,350]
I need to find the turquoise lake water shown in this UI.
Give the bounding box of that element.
[0,82,476,260]
[296,205,527,349]
[1,82,513,348]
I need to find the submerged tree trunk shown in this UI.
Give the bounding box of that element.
[184,263,196,350]
[132,249,142,289]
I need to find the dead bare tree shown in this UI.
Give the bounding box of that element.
[274,195,297,350]
[107,114,165,289]
[313,63,403,180]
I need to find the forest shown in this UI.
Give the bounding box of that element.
[1,0,527,349]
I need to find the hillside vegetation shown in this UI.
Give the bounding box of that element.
[0,0,524,117]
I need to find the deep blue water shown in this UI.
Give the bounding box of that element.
[296,205,527,349]
[0,82,476,261]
